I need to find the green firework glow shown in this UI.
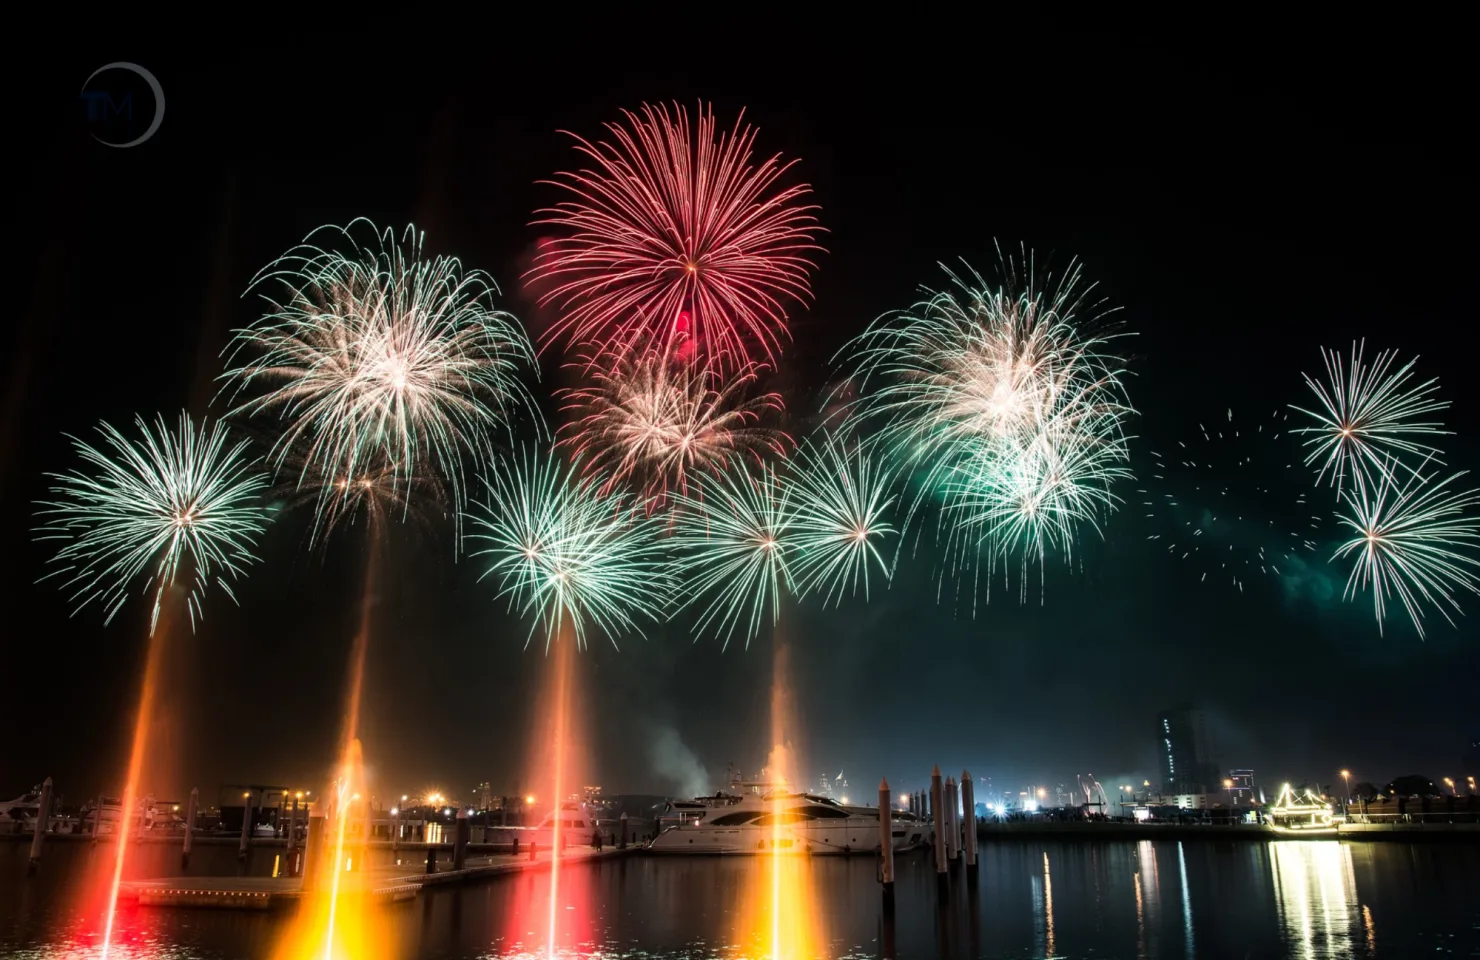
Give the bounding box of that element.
[220,219,536,529]
[36,412,271,634]
[835,252,1135,605]
[789,436,897,607]
[1334,461,1480,639]
[671,461,794,649]
[468,450,670,650]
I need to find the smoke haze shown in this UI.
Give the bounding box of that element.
[647,725,709,799]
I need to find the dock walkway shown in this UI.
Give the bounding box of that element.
[121,845,633,910]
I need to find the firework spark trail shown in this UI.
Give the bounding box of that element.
[671,462,795,649]
[1334,460,1480,638]
[468,450,671,651]
[556,340,787,508]
[788,436,898,607]
[1293,339,1451,493]
[834,251,1134,608]
[221,219,536,533]
[1141,408,1320,592]
[529,102,825,371]
[35,412,270,634]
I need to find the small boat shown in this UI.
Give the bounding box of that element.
[1266,783,1339,837]
[650,779,928,856]
[78,797,125,835]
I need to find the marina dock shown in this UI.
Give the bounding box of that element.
[119,845,635,910]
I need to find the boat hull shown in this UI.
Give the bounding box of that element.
[648,820,929,855]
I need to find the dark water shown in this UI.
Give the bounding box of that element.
[3,839,1478,958]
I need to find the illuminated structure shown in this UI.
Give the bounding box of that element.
[1155,704,1220,794]
[1229,768,1255,803]
[1267,783,1338,836]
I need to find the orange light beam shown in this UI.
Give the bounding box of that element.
[322,542,377,960]
[101,608,173,959]
[546,632,571,960]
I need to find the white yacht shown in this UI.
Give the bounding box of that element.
[649,781,929,855]
[494,801,604,850]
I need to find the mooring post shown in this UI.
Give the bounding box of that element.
[26,777,53,875]
[961,771,978,880]
[237,789,254,861]
[182,787,198,867]
[301,814,326,891]
[930,765,947,900]
[453,808,470,871]
[618,812,628,850]
[945,777,960,865]
[878,778,895,910]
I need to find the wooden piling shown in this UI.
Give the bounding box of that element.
[878,778,895,909]
[930,765,947,900]
[945,777,959,863]
[300,815,326,891]
[26,777,53,875]
[237,789,253,861]
[453,808,470,871]
[961,771,978,878]
[182,787,198,866]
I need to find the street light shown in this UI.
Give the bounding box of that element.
[1340,770,1351,816]
[1443,777,1455,795]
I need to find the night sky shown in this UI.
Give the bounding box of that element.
[7,33,1477,808]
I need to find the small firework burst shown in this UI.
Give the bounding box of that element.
[670,461,794,649]
[789,436,897,606]
[1293,340,1450,492]
[35,412,270,633]
[1334,461,1480,638]
[556,340,786,507]
[467,450,670,650]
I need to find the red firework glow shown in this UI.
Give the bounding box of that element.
[557,342,788,508]
[529,102,825,371]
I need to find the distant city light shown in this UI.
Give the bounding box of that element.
[1024,801,1038,813]
[390,808,399,816]
[525,794,536,805]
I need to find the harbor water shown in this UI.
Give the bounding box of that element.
[3,838,1478,958]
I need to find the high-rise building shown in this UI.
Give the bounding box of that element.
[1229,768,1255,802]
[1156,704,1220,794]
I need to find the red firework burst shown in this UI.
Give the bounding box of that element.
[556,341,788,508]
[529,102,825,371]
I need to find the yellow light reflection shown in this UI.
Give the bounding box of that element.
[272,739,390,960]
[732,636,821,960]
[1270,842,1359,960]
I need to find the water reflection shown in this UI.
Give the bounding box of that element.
[1135,839,1159,959]
[1176,842,1193,958]
[1270,841,1358,959]
[7,840,1479,958]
